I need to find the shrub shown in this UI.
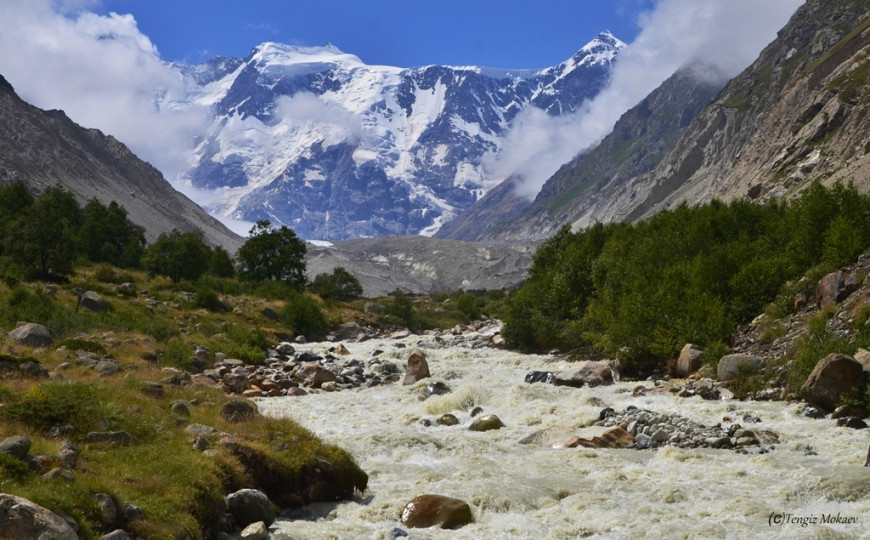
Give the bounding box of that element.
[309,267,363,301]
[279,292,329,341]
[57,339,106,355]
[787,309,854,390]
[1,381,100,431]
[160,337,195,371]
[456,293,482,321]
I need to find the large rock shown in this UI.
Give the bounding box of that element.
[402,349,430,385]
[815,271,859,309]
[8,323,53,347]
[800,353,865,411]
[225,489,275,529]
[0,436,31,459]
[717,354,763,381]
[400,494,473,529]
[552,361,613,388]
[79,291,110,313]
[296,363,338,388]
[0,493,79,539]
[221,400,257,423]
[674,344,704,377]
[332,322,363,341]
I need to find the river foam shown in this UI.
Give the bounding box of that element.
[256,325,870,539]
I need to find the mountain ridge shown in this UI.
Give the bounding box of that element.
[0,73,242,251]
[172,32,626,241]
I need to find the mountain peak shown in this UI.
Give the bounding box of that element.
[250,42,364,68]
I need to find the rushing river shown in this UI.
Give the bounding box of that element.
[255,323,870,539]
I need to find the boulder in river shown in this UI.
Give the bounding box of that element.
[800,353,865,411]
[401,494,473,529]
[717,354,763,381]
[674,344,703,377]
[226,489,275,529]
[468,414,505,432]
[402,349,430,385]
[552,361,613,388]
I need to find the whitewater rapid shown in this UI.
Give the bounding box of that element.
[255,323,870,539]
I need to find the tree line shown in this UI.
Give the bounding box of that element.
[501,181,870,375]
[0,181,361,301]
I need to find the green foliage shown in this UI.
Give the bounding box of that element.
[237,220,307,289]
[1,381,100,431]
[502,182,870,374]
[788,308,855,390]
[309,266,363,301]
[78,199,146,268]
[456,293,481,321]
[279,292,330,341]
[4,185,81,280]
[193,286,228,313]
[0,453,31,481]
[160,336,195,371]
[208,246,236,278]
[209,324,270,365]
[386,290,418,330]
[141,229,211,283]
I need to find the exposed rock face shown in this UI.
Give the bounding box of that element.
[815,270,859,309]
[800,353,865,410]
[401,494,473,529]
[305,236,533,296]
[454,0,870,244]
[0,493,79,540]
[442,64,726,242]
[0,73,241,250]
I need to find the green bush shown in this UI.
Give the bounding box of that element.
[160,337,195,371]
[309,267,363,301]
[385,291,418,330]
[787,309,854,390]
[279,292,329,341]
[1,381,100,431]
[57,339,106,355]
[456,293,481,321]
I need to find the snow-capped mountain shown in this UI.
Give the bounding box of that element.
[176,32,624,240]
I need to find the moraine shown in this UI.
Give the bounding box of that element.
[255,323,870,539]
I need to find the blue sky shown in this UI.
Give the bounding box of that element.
[93,0,654,68]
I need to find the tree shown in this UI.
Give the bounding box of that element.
[78,199,146,268]
[4,185,80,280]
[309,266,363,301]
[208,246,236,278]
[141,229,211,283]
[236,220,307,289]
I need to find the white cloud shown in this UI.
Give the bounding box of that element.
[494,0,805,201]
[274,93,364,146]
[0,0,209,180]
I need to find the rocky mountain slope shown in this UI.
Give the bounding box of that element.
[0,74,241,250]
[174,33,624,241]
[305,236,534,297]
[437,64,726,241]
[625,0,870,220]
[454,0,869,243]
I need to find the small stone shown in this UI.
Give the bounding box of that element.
[240,520,268,540]
[436,414,459,426]
[42,468,75,482]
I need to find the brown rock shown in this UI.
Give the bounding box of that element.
[468,414,505,432]
[674,344,703,377]
[815,271,859,309]
[297,363,337,388]
[552,361,613,388]
[550,426,634,449]
[402,349,430,385]
[800,353,865,411]
[401,494,473,529]
[854,348,870,372]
